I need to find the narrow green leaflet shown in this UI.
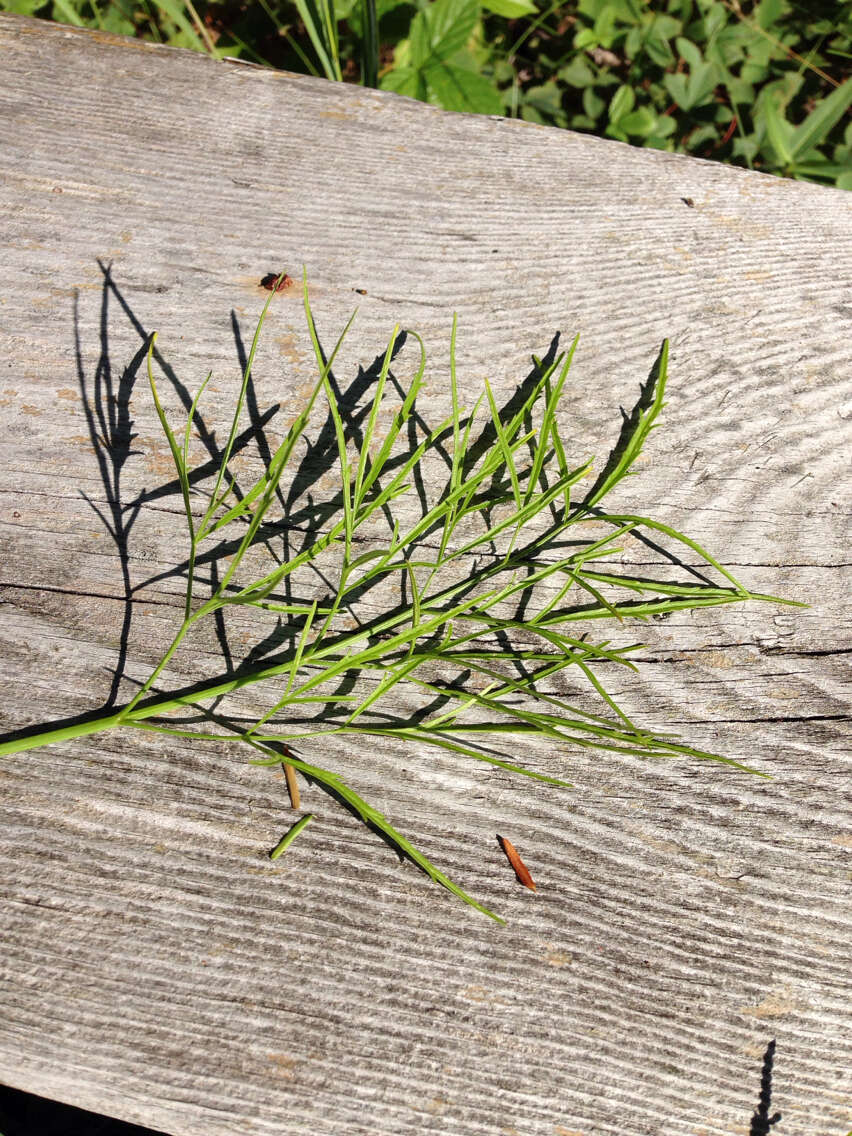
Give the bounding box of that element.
[270,813,316,859]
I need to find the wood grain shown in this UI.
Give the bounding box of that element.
[1,15,850,1136]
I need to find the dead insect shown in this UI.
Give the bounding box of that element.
[681,197,695,208]
[497,834,537,891]
[261,272,294,292]
[354,287,367,295]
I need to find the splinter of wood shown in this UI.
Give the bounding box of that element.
[497,834,537,891]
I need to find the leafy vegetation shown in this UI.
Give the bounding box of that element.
[0,280,801,919]
[4,0,851,186]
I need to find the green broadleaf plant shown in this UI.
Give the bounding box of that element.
[759,76,852,178]
[380,0,504,114]
[8,0,848,187]
[0,277,802,922]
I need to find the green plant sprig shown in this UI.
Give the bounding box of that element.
[0,277,802,922]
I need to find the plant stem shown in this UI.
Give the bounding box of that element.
[0,654,297,757]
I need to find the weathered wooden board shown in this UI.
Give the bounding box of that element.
[1,14,850,1136]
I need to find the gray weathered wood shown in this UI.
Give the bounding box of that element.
[1,14,850,1136]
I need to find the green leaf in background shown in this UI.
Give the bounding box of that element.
[664,59,719,111]
[425,59,505,113]
[642,25,677,68]
[5,0,47,14]
[384,0,500,114]
[608,83,635,124]
[558,56,596,89]
[762,90,795,164]
[412,0,480,66]
[575,3,616,52]
[608,82,636,134]
[835,122,852,188]
[619,105,658,138]
[360,0,379,88]
[50,0,85,25]
[292,0,343,81]
[380,64,429,100]
[577,0,638,24]
[98,3,137,37]
[675,34,703,71]
[700,0,727,40]
[624,6,680,64]
[582,85,606,121]
[520,79,567,126]
[788,77,852,160]
[756,0,789,32]
[150,0,216,54]
[789,158,852,180]
[481,0,536,18]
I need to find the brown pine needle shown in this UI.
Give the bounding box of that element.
[497,834,537,891]
[283,762,300,809]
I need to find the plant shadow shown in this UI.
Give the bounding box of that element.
[80,263,437,706]
[749,1038,782,1135]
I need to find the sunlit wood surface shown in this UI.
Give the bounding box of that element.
[1,14,849,1136]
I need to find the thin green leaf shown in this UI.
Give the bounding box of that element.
[146,335,194,557]
[485,377,522,511]
[292,0,343,80]
[526,335,579,508]
[763,92,794,165]
[583,340,667,509]
[789,78,852,159]
[247,739,502,920]
[353,325,399,512]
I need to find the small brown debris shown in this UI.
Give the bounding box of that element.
[588,46,621,67]
[261,273,294,292]
[497,834,537,891]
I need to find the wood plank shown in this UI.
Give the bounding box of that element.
[1,14,850,1136]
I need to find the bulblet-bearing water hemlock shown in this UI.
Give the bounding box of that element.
[0,276,803,922]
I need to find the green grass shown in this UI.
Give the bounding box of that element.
[0,278,803,920]
[5,0,850,187]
